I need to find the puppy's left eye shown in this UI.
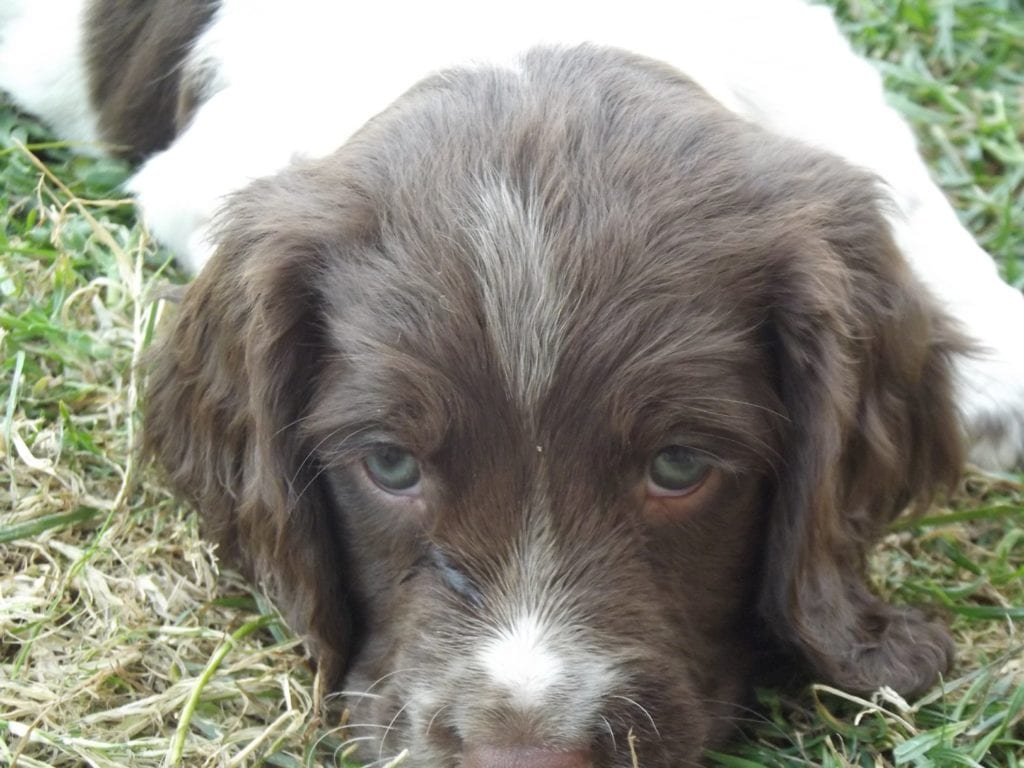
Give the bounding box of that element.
[647,445,711,496]
[364,445,422,495]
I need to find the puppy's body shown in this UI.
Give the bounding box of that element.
[3,2,1023,766]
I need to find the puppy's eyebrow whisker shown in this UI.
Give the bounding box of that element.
[273,409,323,437]
[290,461,332,510]
[650,401,776,432]
[289,424,382,509]
[683,394,789,422]
[290,426,345,488]
[291,422,375,485]
[659,429,783,471]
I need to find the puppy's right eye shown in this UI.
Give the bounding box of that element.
[643,444,720,522]
[363,445,422,495]
[647,445,711,497]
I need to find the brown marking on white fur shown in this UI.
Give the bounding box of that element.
[85,0,219,158]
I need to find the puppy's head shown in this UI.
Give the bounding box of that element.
[145,46,962,767]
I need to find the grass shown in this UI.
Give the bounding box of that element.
[1,1,1022,766]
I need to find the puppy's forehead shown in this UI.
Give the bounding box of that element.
[463,178,565,411]
[319,47,781,453]
[327,178,766,462]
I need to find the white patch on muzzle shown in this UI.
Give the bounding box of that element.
[479,613,564,709]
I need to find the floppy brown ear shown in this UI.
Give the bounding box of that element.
[144,173,366,690]
[759,172,964,697]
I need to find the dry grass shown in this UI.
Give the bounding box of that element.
[2,2,1023,766]
[0,137,352,767]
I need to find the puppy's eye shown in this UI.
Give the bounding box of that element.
[364,445,422,494]
[647,445,711,496]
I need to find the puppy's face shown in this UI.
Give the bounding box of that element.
[146,47,962,767]
[309,171,780,762]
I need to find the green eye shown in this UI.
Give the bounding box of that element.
[364,445,422,494]
[647,445,710,495]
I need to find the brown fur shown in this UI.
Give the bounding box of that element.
[145,46,963,766]
[85,0,218,158]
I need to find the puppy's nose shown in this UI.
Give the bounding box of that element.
[463,746,593,768]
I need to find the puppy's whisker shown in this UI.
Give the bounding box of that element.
[336,690,387,701]
[423,703,451,738]
[290,423,375,496]
[362,750,411,768]
[359,667,426,696]
[378,703,411,764]
[600,715,617,751]
[336,723,403,733]
[611,695,661,739]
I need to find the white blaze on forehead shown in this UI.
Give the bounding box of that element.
[479,613,565,708]
[468,179,566,410]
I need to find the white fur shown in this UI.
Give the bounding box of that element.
[469,179,566,411]
[0,0,101,149]
[113,0,801,273]
[479,613,565,709]
[2,0,1022,468]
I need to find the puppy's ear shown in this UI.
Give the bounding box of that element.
[760,168,963,696]
[144,171,367,689]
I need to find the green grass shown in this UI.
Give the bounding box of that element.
[828,0,1024,289]
[1,2,1022,766]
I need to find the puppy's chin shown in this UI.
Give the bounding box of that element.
[145,44,963,766]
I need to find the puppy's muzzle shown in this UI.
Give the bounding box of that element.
[463,745,593,768]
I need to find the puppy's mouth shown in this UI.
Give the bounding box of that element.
[462,745,594,768]
[424,723,602,768]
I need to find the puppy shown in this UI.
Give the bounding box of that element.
[3,1,1022,766]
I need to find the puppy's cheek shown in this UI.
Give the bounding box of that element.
[642,470,723,523]
[364,485,429,517]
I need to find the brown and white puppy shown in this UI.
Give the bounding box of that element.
[2,1,1022,766]
[141,48,966,766]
